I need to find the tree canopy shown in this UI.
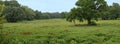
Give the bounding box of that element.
[67,0,108,25]
[102,3,120,20]
[3,6,25,22]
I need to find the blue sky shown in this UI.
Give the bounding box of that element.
[17,0,120,12]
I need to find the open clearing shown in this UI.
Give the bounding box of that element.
[2,19,120,44]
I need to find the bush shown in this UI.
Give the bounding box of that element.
[90,21,97,25]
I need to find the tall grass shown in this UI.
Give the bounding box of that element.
[1,19,120,44]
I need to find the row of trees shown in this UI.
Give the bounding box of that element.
[0,1,67,22]
[102,3,120,20]
[0,0,120,24]
[67,0,120,25]
[1,1,35,22]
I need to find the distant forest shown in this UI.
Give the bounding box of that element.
[0,0,120,23]
[0,1,67,22]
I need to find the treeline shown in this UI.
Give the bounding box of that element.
[0,1,120,23]
[0,1,67,22]
[102,3,120,20]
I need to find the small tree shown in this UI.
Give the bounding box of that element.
[67,0,107,25]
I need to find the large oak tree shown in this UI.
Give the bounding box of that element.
[67,0,108,25]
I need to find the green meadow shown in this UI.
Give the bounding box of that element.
[1,19,120,44]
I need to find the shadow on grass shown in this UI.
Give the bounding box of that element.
[71,24,97,27]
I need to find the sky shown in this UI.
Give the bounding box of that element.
[17,0,120,12]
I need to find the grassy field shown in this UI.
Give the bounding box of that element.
[1,19,120,44]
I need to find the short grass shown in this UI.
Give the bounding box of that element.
[1,19,120,44]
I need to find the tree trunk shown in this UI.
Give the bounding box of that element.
[73,20,76,25]
[87,18,92,25]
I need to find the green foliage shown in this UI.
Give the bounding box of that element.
[102,3,120,20]
[0,3,4,15]
[1,1,36,22]
[0,3,5,44]
[3,6,25,22]
[90,21,97,25]
[4,1,20,7]
[0,17,4,44]
[21,6,35,20]
[70,40,77,44]
[34,10,43,19]
[60,12,68,18]
[41,12,68,19]
[67,8,83,22]
[67,0,107,25]
[1,1,27,22]
[0,1,68,22]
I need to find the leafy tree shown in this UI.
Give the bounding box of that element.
[101,3,120,20]
[42,12,64,19]
[3,6,25,22]
[21,6,35,20]
[67,8,82,25]
[67,0,108,25]
[34,10,43,19]
[60,12,68,18]
[101,11,110,20]
[2,1,36,22]
[4,0,20,7]
[109,3,120,20]
[49,12,61,18]
[42,12,51,19]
